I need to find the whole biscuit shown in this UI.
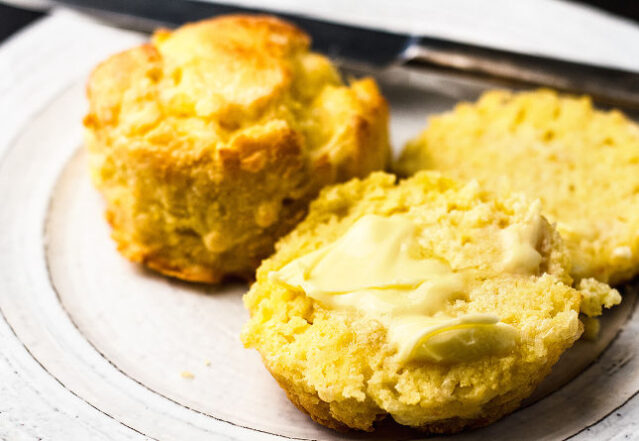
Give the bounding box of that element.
[84,15,390,282]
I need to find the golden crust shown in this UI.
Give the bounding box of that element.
[396,89,639,284]
[84,15,390,282]
[271,367,531,434]
[242,172,609,432]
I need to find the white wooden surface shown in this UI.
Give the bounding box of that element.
[1,5,639,441]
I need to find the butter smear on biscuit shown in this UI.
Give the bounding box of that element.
[269,214,544,364]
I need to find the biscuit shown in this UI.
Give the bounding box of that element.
[396,89,639,284]
[242,172,619,432]
[84,15,390,282]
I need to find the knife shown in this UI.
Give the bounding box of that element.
[49,0,639,110]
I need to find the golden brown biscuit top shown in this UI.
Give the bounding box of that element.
[84,15,354,162]
[151,15,310,115]
[154,15,310,60]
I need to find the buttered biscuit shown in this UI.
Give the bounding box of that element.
[242,172,619,432]
[84,15,390,282]
[397,89,639,284]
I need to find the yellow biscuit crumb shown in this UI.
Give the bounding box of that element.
[180,370,195,379]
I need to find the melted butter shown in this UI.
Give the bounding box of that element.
[270,214,518,364]
[499,201,543,274]
[271,215,465,316]
[389,314,518,363]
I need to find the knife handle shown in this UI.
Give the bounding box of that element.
[402,36,639,111]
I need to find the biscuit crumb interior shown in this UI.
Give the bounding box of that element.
[396,89,639,284]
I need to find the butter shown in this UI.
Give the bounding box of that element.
[389,314,518,363]
[271,214,518,364]
[499,201,543,274]
[271,215,465,316]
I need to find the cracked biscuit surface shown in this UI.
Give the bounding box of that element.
[84,15,390,282]
[242,172,619,433]
[396,89,639,284]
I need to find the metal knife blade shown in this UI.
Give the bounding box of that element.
[50,0,639,110]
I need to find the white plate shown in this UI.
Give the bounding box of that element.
[1,63,639,441]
